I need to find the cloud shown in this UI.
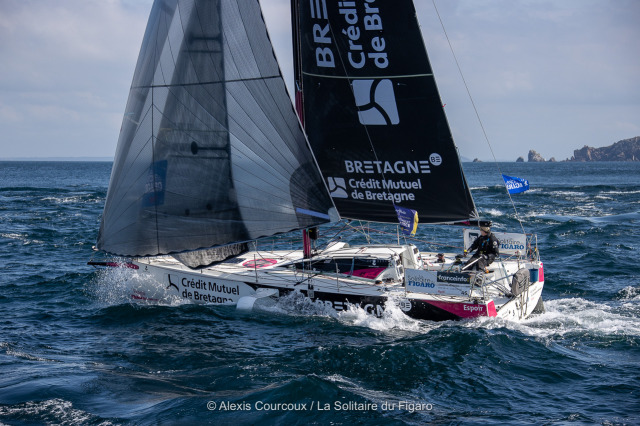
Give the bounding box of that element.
[0,0,638,161]
[413,0,640,160]
[0,0,152,157]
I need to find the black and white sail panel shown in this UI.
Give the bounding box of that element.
[98,0,333,258]
[293,0,477,223]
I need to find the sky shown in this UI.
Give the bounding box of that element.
[0,0,638,162]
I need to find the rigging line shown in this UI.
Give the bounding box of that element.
[431,0,526,234]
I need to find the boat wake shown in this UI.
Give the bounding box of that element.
[335,295,436,334]
[89,265,189,307]
[469,295,640,340]
[239,290,435,334]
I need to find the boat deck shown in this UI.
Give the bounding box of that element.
[134,242,539,308]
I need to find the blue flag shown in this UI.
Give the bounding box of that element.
[394,204,419,236]
[502,174,530,194]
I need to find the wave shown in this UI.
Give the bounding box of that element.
[473,297,640,340]
[336,295,437,334]
[88,266,191,308]
[41,194,102,204]
[0,187,72,193]
[617,286,640,301]
[532,210,640,225]
[256,291,431,334]
[0,399,103,425]
[478,207,505,217]
[0,232,45,245]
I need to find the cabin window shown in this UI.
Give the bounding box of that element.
[294,257,390,279]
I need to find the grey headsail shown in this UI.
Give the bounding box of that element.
[292,0,477,223]
[97,0,334,258]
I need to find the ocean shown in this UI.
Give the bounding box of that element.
[1,161,638,425]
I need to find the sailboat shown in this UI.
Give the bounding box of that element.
[90,0,544,321]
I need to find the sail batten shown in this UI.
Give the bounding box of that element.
[301,72,434,80]
[97,0,334,259]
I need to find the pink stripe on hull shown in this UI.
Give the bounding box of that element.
[425,300,496,318]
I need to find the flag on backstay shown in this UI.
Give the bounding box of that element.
[394,204,419,236]
[502,174,530,194]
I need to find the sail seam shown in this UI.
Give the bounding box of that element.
[131,75,281,89]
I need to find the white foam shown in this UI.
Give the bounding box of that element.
[42,195,83,204]
[1,233,23,240]
[267,291,435,334]
[619,286,640,301]
[336,294,440,334]
[4,349,55,363]
[472,297,640,339]
[551,190,586,197]
[89,265,189,307]
[0,398,102,425]
[41,193,99,204]
[0,232,44,245]
[603,189,640,195]
[268,290,338,317]
[481,208,504,217]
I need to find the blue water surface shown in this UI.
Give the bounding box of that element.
[1,161,639,425]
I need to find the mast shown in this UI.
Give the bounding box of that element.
[291,0,305,125]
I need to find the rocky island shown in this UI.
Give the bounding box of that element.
[520,136,640,162]
[527,150,556,162]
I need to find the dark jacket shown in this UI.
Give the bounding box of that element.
[468,233,500,264]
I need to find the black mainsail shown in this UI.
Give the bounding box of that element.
[97,0,334,259]
[292,0,477,224]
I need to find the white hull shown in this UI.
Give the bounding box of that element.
[104,242,545,322]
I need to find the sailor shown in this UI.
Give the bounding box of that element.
[463,226,499,271]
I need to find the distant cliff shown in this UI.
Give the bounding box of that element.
[568,136,640,161]
[518,137,640,162]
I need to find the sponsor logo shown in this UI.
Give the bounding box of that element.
[463,304,484,313]
[327,177,348,198]
[345,160,430,174]
[429,153,442,166]
[313,298,384,317]
[408,280,435,288]
[167,274,179,291]
[436,272,471,284]
[176,276,241,303]
[500,238,525,251]
[398,299,412,312]
[353,79,399,125]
